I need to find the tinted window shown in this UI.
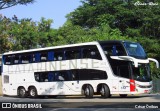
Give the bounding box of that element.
[4,56,12,65]
[119,65,130,78]
[79,69,107,80]
[70,70,79,80]
[13,55,20,64]
[21,55,31,64]
[34,69,107,82]
[40,52,48,62]
[48,51,54,61]
[102,44,126,56]
[34,71,72,82]
[54,50,64,61]
[82,46,102,60]
[65,49,80,60]
[109,59,131,79]
[4,75,9,84]
[123,42,147,59]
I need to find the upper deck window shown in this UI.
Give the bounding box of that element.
[100,42,126,56]
[123,42,147,59]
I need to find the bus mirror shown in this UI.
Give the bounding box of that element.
[148,58,159,68]
[110,56,138,67]
[110,56,150,68]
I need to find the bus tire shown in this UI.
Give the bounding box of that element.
[29,87,37,98]
[100,84,110,98]
[84,85,94,98]
[17,87,27,98]
[120,94,127,98]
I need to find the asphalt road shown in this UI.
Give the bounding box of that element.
[0,94,160,111]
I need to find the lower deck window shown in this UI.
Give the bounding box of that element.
[4,75,9,84]
[34,69,107,82]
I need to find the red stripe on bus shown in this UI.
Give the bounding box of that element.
[130,79,135,92]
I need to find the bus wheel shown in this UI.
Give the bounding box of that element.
[29,87,37,98]
[100,84,110,98]
[17,87,27,98]
[120,94,127,98]
[84,85,94,98]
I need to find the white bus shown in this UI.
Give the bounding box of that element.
[1,40,159,98]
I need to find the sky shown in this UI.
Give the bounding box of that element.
[0,0,81,29]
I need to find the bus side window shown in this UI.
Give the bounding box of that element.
[4,75,9,84]
[65,49,80,60]
[70,70,79,80]
[48,72,55,82]
[13,55,20,64]
[34,53,40,62]
[4,56,12,65]
[54,51,64,61]
[40,52,48,62]
[82,46,102,60]
[21,55,31,64]
[34,73,40,82]
[88,70,108,80]
[48,51,54,61]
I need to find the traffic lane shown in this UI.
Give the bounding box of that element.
[0,94,160,103]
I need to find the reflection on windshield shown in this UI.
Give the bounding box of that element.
[132,64,151,82]
[123,42,147,59]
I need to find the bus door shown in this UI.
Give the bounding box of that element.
[118,65,130,93]
[2,75,10,95]
[56,70,80,95]
[118,77,130,92]
[63,80,80,94]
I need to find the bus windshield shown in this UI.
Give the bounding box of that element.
[132,63,151,82]
[123,42,147,59]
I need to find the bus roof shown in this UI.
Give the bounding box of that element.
[3,40,132,55]
[3,41,99,55]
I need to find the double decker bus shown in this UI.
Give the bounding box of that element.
[1,40,159,98]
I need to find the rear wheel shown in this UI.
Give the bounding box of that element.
[17,87,27,98]
[84,85,94,98]
[100,84,110,98]
[29,87,37,98]
[120,94,127,98]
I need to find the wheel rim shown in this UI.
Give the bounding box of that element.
[19,88,25,96]
[100,86,105,96]
[85,87,89,96]
[30,89,36,97]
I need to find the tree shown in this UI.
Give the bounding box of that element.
[0,0,35,10]
[38,17,58,47]
[0,15,13,53]
[67,0,160,39]
[66,0,160,78]
[0,15,58,52]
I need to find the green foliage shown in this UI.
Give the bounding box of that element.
[0,15,57,52]
[0,0,35,10]
[67,0,160,39]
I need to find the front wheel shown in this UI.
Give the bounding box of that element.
[100,84,110,98]
[84,85,94,98]
[29,87,38,98]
